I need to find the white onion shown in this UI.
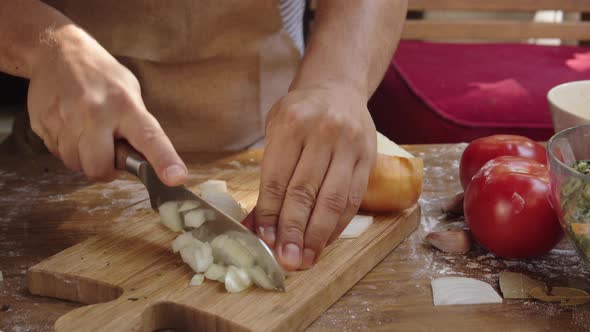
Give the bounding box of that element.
[202,209,217,221]
[225,266,252,293]
[178,200,200,213]
[211,234,255,268]
[247,266,274,290]
[171,232,196,253]
[198,180,228,193]
[377,131,414,158]
[189,274,205,286]
[205,264,227,282]
[200,191,246,221]
[431,277,503,306]
[180,240,213,273]
[339,215,374,238]
[159,201,184,232]
[184,209,207,228]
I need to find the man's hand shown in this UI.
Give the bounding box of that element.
[27,25,187,185]
[254,84,377,270]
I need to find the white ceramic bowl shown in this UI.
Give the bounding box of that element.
[548,80,590,133]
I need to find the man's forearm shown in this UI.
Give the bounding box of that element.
[0,0,73,78]
[290,0,408,98]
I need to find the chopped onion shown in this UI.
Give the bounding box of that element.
[431,277,503,306]
[198,180,228,193]
[184,209,207,228]
[179,240,213,273]
[200,191,246,221]
[171,232,196,253]
[205,264,227,282]
[203,209,216,221]
[225,266,252,293]
[247,266,274,290]
[189,274,205,286]
[211,234,255,268]
[159,201,183,232]
[339,215,374,238]
[178,200,200,213]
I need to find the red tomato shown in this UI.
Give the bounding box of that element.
[460,135,547,190]
[464,156,562,258]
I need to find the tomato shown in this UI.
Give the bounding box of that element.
[460,135,547,190]
[464,156,562,258]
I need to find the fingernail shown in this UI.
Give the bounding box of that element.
[261,226,276,246]
[165,164,187,183]
[281,243,301,268]
[302,248,316,269]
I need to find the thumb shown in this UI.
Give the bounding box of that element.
[119,109,187,186]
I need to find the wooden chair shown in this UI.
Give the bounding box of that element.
[305,1,590,144]
[402,0,590,43]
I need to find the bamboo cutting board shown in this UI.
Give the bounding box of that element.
[27,150,420,332]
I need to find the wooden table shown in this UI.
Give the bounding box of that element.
[1,142,589,332]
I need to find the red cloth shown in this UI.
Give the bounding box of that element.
[369,41,590,144]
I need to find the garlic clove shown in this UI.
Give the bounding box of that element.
[425,229,471,254]
[442,192,464,216]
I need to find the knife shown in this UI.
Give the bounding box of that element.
[114,141,285,291]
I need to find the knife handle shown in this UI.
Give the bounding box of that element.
[115,140,146,177]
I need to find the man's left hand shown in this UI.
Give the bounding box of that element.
[254,84,377,271]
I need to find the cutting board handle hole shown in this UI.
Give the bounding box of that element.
[142,301,246,332]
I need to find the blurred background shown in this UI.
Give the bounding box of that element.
[1,1,588,145]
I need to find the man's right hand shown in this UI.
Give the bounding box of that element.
[27,24,187,186]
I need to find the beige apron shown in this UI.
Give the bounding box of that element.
[38,0,300,152]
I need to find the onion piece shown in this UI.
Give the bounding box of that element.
[159,201,183,232]
[211,234,255,268]
[200,191,246,221]
[339,215,374,238]
[205,264,227,282]
[189,274,205,286]
[377,131,414,158]
[225,265,252,293]
[171,232,196,253]
[198,180,228,193]
[431,277,502,306]
[203,209,216,221]
[179,240,213,273]
[247,266,274,290]
[184,209,207,228]
[178,200,200,213]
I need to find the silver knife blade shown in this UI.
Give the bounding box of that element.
[115,141,285,291]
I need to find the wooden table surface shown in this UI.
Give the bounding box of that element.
[1,141,590,332]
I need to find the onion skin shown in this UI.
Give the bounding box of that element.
[360,153,424,212]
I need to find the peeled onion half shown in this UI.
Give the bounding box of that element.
[431,277,503,306]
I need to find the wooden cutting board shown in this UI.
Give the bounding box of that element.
[27,149,420,332]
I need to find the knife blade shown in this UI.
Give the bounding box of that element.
[114,141,285,291]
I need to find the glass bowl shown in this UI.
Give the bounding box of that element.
[548,124,590,265]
